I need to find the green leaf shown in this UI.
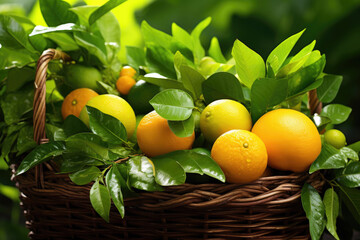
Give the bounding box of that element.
[209,37,226,63]
[191,17,211,64]
[0,184,20,202]
[301,183,326,240]
[323,188,340,240]
[286,55,326,97]
[63,115,89,137]
[313,113,331,132]
[276,52,312,78]
[126,46,145,70]
[69,166,101,185]
[309,143,346,173]
[145,43,176,79]
[29,23,85,36]
[152,157,186,186]
[202,72,244,104]
[173,51,192,80]
[141,21,172,50]
[60,153,103,173]
[89,0,127,25]
[250,77,288,122]
[168,114,195,138]
[74,31,107,64]
[90,180,111,222]
[348,141,360,153]
[16,125,37,156]
[340,147,359,161]
[266,29,305,73]
[290,40,316,63]
[43,32,79,51]
[338,186,360,225]
[321,104,352,125]
[6,67,35,92]
[317,75,343,103]
[141,75,185,90]
[180,65,205,100]
[16,141,66,175]
[1,133,18,158]
[106,164,126,218]
[336,162,360,188]
[232,39,265,89]
[40,0,78,27]
[150,89,194,121]
[171,23,193,50]
[87,106,127,144]
[65,133,110,161]
[126,156,163,191]
[0,15,34,52]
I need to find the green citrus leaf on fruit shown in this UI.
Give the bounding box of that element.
[232,39,265,89]
[301,183,326,240]
[323,188,340,240]
[16,141,66,175]
[321,104,352,125]
[151,157,186,186]
[340,147,359,161]
[168,114,195,138]
[106,165,126,218]
[126,156,163,192]
[63,115,89,137]
[150,89,194,121]
[69,166,101,185]
[336,162,360,188]
[90,180,111,223]
[309,143,347,173]
[141,74,185,90]
[87,106,127,144]
[202,72,244,104]
[266,29,305,74]
[180,65,205,100]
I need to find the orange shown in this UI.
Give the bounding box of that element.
[61,88,99,119]
[211,130,268,184]
[136,111,195,157]
[251,109,321,172]
[116,75,136,95]
[120,66,136,77]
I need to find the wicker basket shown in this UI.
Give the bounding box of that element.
[12,49,325,240]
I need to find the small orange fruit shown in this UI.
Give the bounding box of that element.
[251,109,321,172]
[120,66,136,77]
[136,111,195,157]
[61,88,99,119]
[211,130,268,184]
[116,75,136,95]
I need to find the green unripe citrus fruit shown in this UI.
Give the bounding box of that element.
[127,80,160,114]
[324,129,346,149]
[79,94,136,138]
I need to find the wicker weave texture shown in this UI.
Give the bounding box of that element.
[12,165,324,240]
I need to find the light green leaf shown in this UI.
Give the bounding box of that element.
[29,23,85,36]
[172,23,193,51]
[180,65,205,100]
[290,40,316,63]
[141,20,172,49]
[209,37,226,63]
[90,180,111,222]
[168,114,195,138]
[321,104,352,125]
[323,188,340,240]
[89,0,127,25]
[126,46,145,70]
[309,143,346,173]
[149,89,194,121]
[348,141,360,153]
[74,32,107,64]
[232,39,265,89]
[141,74,185,90]
[266,29,305,73]
[340,147,359,161]
[44,32,79,51]
[145,43,176,79]
[191,17,211,64]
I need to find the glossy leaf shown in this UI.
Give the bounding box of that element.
[309,143,346,173]
[191,17,211,64]
[29,23,85,36]
[16,142,66,175]
[323,188,340,240]
[348,141,360,153]
[74,32,107,64]
[44,32,79,51]
[250,77,288,122]
[126,156,163,191]
[290,40,316,63]
[338,186,360,225]
[106,165,126,218]
[336,162,360,188]
[90,180,111,222]
[209,37,226,63]
[145,43,176,79]
[202,72,244,104]
[152,157,186,186]
[149,89,194,121]
[89,0,127,25]
[232,39,265,89]
[69,166,101,185]
[60,153,103,173]
[321,104,352,125]
[340,147,359,161]
[317,74,343,103]
[301,183,326,240]
[87,106,127,144]
[141,75,185,90]
[1,133,18,159]
[126,46,145,70]
[168,114,195,138]
[266,29,304,73]
[313,113,331,131]
[180,65,205,100]
[63,115,89,137]
[173,51,192,80]
[40,0,78,27]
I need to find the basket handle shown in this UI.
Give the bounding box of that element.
[33,49,71,144]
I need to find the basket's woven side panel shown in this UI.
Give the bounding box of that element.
[12,166,323,240]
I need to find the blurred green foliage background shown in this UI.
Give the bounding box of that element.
[1,0,359,239]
